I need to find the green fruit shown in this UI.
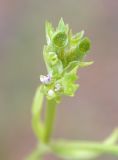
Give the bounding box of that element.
[52,32,68,48]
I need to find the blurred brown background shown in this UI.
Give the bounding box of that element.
[0,0,118,160]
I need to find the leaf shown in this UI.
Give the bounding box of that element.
[71,30,85,45]
[32,85,44,141]
[63,61,93,73]
[45,21,54,45]
[78,61,94,68]
[76,30,85,40]
[57,18,65,32]
[63,61,79,73]
[57,18,69,33]
[61,66,79,96]
[32,85,44,115]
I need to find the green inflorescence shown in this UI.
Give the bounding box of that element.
[41,18,93,102]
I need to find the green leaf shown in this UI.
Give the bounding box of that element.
[78,61,94,68]
[63,61,93,73]
[43,45,50,72]
[52,60,64,76]
[57,18,69,33]
[77,30,85,40]
[32,85,44,115]
[57,18,65,32]
[61,66,79,96]
[32,85,45,141]
[70,30,85,45]
[63,61,79,73]
[45,21,55,45]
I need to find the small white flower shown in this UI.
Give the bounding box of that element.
[40,75,45,83]
[40,73,52,84]
[48,89,55,97]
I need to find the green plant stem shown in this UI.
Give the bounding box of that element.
[44,99,57,143]
[26,143,50,160]
[26,148,43,160]
[51,140,118,156]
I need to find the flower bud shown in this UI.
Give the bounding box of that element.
[75,37,91,60]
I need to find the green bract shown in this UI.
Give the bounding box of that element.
[42,18,93,102]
